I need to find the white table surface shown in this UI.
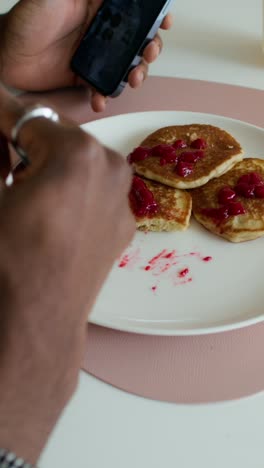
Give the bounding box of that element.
[1,1,264,467]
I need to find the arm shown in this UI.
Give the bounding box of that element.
[0,336,66,465]
[0,84,135,464]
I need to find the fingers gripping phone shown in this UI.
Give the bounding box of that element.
[71,0,173,97]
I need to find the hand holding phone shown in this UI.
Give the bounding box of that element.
[71,0,173,97]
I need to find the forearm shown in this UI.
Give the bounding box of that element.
[0,304,72,465]
[0,370,59,465]
[0,266,76,465]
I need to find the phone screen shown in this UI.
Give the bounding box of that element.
[71,0,168,95]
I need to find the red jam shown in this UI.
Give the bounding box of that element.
[128,147,151,164]
[218,186,237,204]
[159,152,178,166]
[202,202,245,222]
[203,172,264,224]
[119,255,130,268]
[228,202,246,216]
[178,268,189,278]
[234,172,264,199]
[150,144,178,166]
[151,144,175,158]
[190,138,207,150]
[0,131,11,180]
[203,179,247,223]
[127,136,208,175]
[202,206,229,222]
[235,183,255,198]
[176,161,194,177]
[179,151,204,163]
[254,185,264,198]
[129,176,159,217]
[173,139,187,150]
[238,172,264,185]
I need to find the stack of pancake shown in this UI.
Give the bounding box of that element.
[128,124,264,242]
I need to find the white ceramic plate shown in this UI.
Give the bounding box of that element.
[82,111,264,335]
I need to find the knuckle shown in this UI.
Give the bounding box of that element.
[111,152,132,184]
[117,157,132,182]
[61,130,104,182]
[72,131,101,168]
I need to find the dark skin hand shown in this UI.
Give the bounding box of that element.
[0,84,135,464]
[0,2,173,463]
[0,0,173,111]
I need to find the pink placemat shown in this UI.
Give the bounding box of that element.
[22,77,264,403]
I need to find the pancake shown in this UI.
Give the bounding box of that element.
[129,175,192,232]
[130,124,243,189]
[192,158,264,242]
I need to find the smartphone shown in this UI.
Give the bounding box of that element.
[71,0,173,97]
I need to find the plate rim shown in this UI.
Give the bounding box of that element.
[81,110,264,134]
[89,313,264,336]
[83,110,264,336]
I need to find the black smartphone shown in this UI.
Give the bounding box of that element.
[71,0,173,97]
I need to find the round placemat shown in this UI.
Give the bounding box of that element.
[22,77,264,403]
[83,323,264,403]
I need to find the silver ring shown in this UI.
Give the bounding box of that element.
[11,105,60,165]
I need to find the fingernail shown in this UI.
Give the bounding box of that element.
[136,71,144,86]
[155,42,161,54]
[139,71,144,82]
